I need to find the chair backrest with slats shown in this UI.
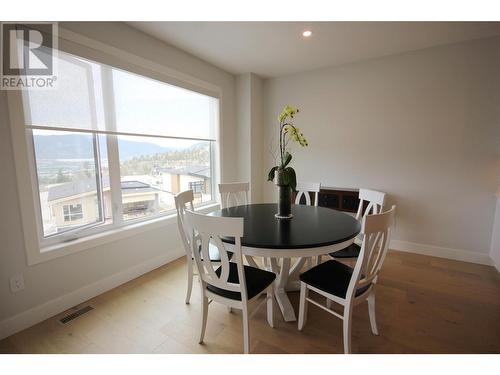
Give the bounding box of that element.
[295,182,321,206]
[219,182,250,209]
[184,211,248,302]
[355,188,386,221]
[174,190,195,258]
[347,205,396,301]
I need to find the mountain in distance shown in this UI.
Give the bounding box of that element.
[117,138,174,160]
[33,133,179,160]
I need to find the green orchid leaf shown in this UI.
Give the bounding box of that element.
[267,166,278,182]
[283,152,292,168]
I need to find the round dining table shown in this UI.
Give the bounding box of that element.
[209,203,361,322]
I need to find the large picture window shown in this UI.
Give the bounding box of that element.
[22,49,218,245]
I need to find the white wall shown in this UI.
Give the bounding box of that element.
[0,22,237,335]
[250,75,264,203]
[235,73,264,202]
[262,37,500,261]
[235,74,252,183]
[490,198,500,271]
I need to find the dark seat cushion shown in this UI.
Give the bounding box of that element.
[329,243,360,259]
[299,259,371,299]
[196,243,233,262]
[207,262,276,301]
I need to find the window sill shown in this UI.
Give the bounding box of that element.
[30,202,220,265]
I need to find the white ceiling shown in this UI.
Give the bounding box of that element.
[128,22,500,78]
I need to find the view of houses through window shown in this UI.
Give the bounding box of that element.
[33,130,109,236]
[118,135,212,221]
[33,130,213,237]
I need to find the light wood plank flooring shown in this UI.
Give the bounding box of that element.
[1,250,499,354]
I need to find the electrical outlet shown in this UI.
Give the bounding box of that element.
[10,274,25,293]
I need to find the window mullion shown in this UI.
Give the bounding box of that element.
[107,135,123,226]
[101,66,123,226]
[92,133,105,224]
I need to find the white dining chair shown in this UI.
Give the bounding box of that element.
[219,181,267,269]
[297,205,396,354]
[184,210,275,354]
[295,182,321,206]
[295,182,321,268]
[175,190,230,304]
[219,182,250,208]
[328,188,386,261]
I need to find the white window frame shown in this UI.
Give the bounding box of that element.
[8,27,223,265]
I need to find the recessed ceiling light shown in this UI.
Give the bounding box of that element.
[302,30,312,38]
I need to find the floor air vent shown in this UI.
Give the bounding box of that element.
[59,305,94,324]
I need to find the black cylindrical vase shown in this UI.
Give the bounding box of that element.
[274,169,293,219]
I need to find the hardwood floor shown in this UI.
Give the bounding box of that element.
[1,250,499,354]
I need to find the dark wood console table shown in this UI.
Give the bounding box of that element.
[294,187,364,213]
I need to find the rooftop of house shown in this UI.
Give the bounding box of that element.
[47,175,160,202]
[153,165,210,179]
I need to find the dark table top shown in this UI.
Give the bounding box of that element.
[209,203,361,249]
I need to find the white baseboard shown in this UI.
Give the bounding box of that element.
[0,249,184,340]
[390,240,493,266]
[490,256,500,273]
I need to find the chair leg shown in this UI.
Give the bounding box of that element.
[267,286,274,328]
[306,257,313,270]
[367,292,379,335]
[298,282,309,330]
[343,305,353,354]
[242,306,250,354]
[263,257,270,270]
[270,258,280,273]
[199,294,209,344]
[185,259,194,304]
